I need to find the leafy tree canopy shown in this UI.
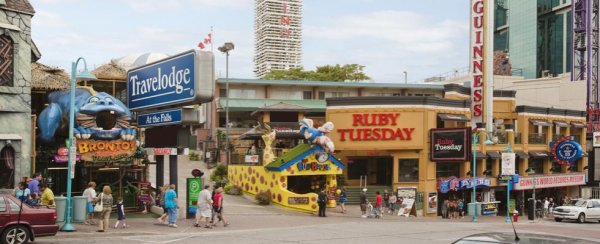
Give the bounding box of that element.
[263,64,371,82]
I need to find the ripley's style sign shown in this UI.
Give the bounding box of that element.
[76,139,137,162]
[127,50,214,111]
[438,176,491,193]
[550,137,584,165]
[430,128,471,161]
[336,113,416,141]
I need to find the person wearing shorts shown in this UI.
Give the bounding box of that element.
[82,182,97,225]
[360,188,368,218]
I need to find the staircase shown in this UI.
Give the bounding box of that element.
[345,185,392,205]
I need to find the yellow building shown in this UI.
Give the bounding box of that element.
[326,84,587,217]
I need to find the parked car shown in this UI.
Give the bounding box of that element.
[553,199,600,223]
[0,194,59,244]
[453,232,592,243]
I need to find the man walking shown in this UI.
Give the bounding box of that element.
[28,173,42,199]
[543,197,549,218]
[317,188,328,217]
[360,188,368,218]
[164,184,178,228]
[195,185,213,228]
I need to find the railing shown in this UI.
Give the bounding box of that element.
[528,133,547,144]
[494,132,508,144]
[515,133,522,144]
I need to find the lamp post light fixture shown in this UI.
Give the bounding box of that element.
[61,57,96,232]
[471,123,494,223]
[505,143,513,223]
[403,71,408,84]
[218,42,234,164]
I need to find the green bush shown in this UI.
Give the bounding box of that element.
[225,184,242,195]
[189,152,200,161]
[255,190,272,205]
[210,164,229,187]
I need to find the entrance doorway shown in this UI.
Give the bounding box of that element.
[0,145,15,188]
[347,157,393,186]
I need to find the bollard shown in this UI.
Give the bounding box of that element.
[513,210,519,222]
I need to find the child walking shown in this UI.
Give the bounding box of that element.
[114,197,127,229]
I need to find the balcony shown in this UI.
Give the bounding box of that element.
[515,133,522,144]
[493,132,508,144]
[528,133,547,144]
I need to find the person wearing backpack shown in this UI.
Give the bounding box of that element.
[317,188,328,217]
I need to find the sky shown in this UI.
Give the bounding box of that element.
[32,0,469,83]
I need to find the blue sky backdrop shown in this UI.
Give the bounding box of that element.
[33,0,469,83]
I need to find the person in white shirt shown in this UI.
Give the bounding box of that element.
[543,197,549,218]
[194,185,213,228]
[82,182,97,225]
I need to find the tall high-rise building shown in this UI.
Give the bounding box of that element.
[494,0,572,79]
[254,0,303,78]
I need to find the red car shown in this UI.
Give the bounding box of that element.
[0,194,58,244]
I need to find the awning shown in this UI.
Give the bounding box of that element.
[438,113,470,122]
[571,122,586,128]
[553,121,570,127]
[530,120,552,127]
[515,151,529,159]
[529,151,550,158]
[487,151,501,159]
[472,151,487,160]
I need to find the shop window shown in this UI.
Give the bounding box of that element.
[302,91,312,100]
[0,35,14,87]
[528,158,544,175]
[347,158,368,179]
[436,163,460,178]
[399,159,419,182]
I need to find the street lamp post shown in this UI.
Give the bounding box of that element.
[505,143,512,223]
[403,71,408,84]
[61,57,96,232]
[472,132,478,223]
[218,42,234,164]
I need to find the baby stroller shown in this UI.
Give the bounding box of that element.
[366,202,381,218]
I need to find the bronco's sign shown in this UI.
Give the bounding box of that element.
[77,139,137,162]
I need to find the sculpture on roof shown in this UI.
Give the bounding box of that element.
[255,122,276,165]
[299,118,335,153]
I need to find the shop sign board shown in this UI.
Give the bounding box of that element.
[438,176,492,193]
[137,109,182,127]
[76,139,137,162]
[127,50,214,111]
[593,132,600,147]
[57,147,68,156]
[550,137,584,165]
[186,178,202,215]
[397,187,417,217]
[288,197,309,205]
[151,148,178,155]
[430,128,471,161]
[470,0,486,126]
[245,155,259,163]
[427,192,437,214]
[336,113,416,141]
[513,173,586,190]
[501,152,515,175]
[52,154,81,163]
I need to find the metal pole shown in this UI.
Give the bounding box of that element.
[506,143,512,223]
[472,133,478,222]
[532,176,536,221]
[225,52,230,164]
[403,71,407,84]
[61,59,79,232]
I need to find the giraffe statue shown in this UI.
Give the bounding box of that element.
[258,122,276,165]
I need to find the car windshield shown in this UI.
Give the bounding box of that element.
[574,200,587,207]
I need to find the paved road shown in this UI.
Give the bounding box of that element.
[37,195,600,244]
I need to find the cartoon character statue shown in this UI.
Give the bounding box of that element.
[38,87,136,142]
[299,118,335,153]
[255,122,276,165]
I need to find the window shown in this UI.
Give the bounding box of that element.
[347,158,367,180]
[318,91,325,100]
[322,92,350,98]
[271,90,302,99]
[0,198,6,212]
[219,88,227,97]
[7,198,19,212]
[528,158,544,175]
[485,160,493,175]
[436,163,460,178]
[399,159,419,182]
[0,35,14,87]
[229,89,257,99]
[302,91,312,100]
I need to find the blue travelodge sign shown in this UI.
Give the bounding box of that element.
[137,109,182,127]
[127,50,214,111]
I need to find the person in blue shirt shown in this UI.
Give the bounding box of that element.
[164,184,178,228]
[338,186,347,214]
[14,182,30,202]
[114,196,127,228]
[27,173,42,199]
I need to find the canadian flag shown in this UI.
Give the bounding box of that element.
[198,33,212,49]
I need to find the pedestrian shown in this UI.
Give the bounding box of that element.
[543,197,549,218]
[13,181,31,202]
[383,190,390,213]
[210,185,217,224]
[375,191,383,218]
[388,193,397,215]
[114,196,127,229]
[317,188,328,217]
[548,198,554,216]
[441,200,448,219]
[458,199,465,219]
[97,185,113,232]
[212,187,229,227]
[195,185,213,228]
[28,172,42,199]
[338,186,347,214]
[360,188,368,218]
[164,184,178,228]
[82,181,97,225]
[156,184,169,224]
[39,183,55,208]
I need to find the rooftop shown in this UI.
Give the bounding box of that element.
[216,78,446,90]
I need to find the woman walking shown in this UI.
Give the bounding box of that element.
[388,193,397,215]
[82,182,97,225]
[164,184,178,228]
[212,187,229,227]
[156,184,169,224]
[97,185,113,232]
[338,187,347,214]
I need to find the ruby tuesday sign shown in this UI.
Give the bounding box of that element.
[336,113,415,141]
[430,128,471,161]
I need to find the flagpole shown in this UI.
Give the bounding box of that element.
[210,26,214,53]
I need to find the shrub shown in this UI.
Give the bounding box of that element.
[189,152,200,161]
[210,164,229,187]
[255,190,272,205]
[225,184,242,195]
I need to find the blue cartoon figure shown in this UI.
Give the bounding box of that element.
[299,118,335,153]
[38,87,136,142]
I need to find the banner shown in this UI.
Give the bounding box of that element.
[513,173,586,190]
[501,152,515,175]
[427,192,437,214]
[430,128,471,161]
[397,187,417,217]
[438,176,492,193]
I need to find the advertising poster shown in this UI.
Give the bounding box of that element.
[186,178,202,216]
[427,192,437,214]
[430,128,471,161]
[397,187,417,217]
[501,152,515,175]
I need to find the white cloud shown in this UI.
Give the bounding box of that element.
[32,10,70,28]
[122,0,253,13]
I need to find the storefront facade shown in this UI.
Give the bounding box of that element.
[326,85,587,217]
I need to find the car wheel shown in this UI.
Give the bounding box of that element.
[554,218,562,222]
[1,225,30,244]
[577,213,586,223]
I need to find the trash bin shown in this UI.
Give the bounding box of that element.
[72,196,87,223]
[467,203,481,217]
[55,197,66,223]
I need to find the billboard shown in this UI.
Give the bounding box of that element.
[127,50,214,111]
[430,128,471,161]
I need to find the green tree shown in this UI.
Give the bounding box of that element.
[210,164,229,187]
[264,64,370,82]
